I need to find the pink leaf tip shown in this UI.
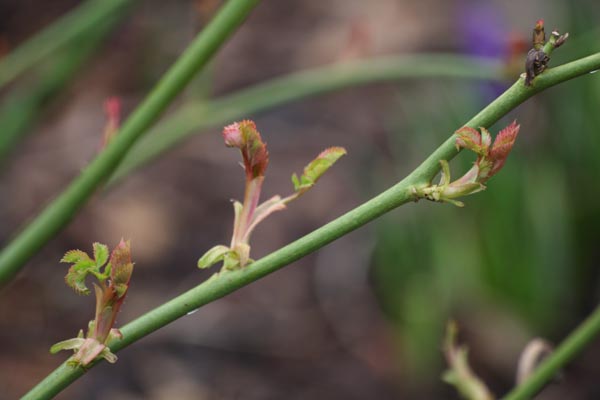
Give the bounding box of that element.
[489,120,520,176]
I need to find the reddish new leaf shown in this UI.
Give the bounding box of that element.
[489,120,520,176]
[455,127,484,154]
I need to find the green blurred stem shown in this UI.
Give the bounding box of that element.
[22,52,600,400]
[0,0,262,285]
[109,54,506,185]
[503,305,600,400]
[0,0,133,91]
[0,12,130,161]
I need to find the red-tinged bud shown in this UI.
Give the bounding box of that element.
[534,19,544,31]
[222,122,244,147]
[102,97,121,148]
[223,120,269,179]
[94,240,133,343]
[110,239,134,297]
[104,97,121,122]
[533,19,545,49]
[525,21,568,86]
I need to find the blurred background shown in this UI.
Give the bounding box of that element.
[1,0,600,398]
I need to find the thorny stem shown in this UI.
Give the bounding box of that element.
[0,0,262,285]
[22,52,600,400]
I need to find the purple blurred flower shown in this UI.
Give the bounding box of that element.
[457,1,511,100]
[459,2,508,58]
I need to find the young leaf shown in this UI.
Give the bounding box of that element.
[291,173,301,191]
[292,147,346,193]
[61,247,103,294]
[65,266,93,295]
[61,250,92,264]
[198,245,232,269]
[480,127,492,149]
[489,120,520,176]
[92,242,109,269]
[455,127,486,155]
[50,338,85,354]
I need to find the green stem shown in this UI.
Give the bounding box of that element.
[0,9,130,161]
[22,52,600,400]
[0,0,262,285]
[502,305,600,400]
[0,0,133,91]
[109,54,505,185]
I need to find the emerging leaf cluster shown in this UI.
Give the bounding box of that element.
[415,121,520,207]
[198,121,346,271]
[454,120,520,183]
[52,240,134,367]
[61,243,110,295]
